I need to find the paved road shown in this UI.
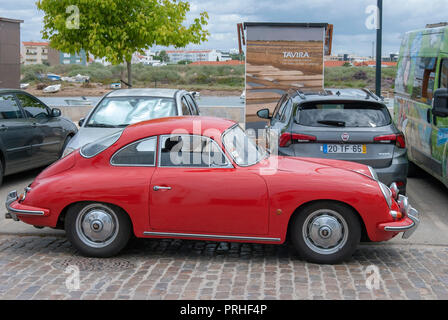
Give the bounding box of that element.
[0,165,447,300]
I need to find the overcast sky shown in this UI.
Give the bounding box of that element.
[1,0,447,56]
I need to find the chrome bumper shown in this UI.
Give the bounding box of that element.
[5,189,45,221]
[384,194,420,239]
[5,190,19,221]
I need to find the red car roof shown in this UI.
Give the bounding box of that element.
[123,116,237,141]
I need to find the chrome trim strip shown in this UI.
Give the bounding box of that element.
[143,231,281,242]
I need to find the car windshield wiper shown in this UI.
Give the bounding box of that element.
[86,123,119,128]
[317,120,346,127]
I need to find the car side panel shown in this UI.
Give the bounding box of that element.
[256,167,396,242]
[23,155,154,236]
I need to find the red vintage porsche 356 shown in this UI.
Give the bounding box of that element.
[5,117,419,264]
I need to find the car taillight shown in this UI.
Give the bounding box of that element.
[279,133,316,147]
[374,133,406,149]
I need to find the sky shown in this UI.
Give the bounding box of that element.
[1,0,447,56]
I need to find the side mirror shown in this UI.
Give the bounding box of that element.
[51,108,61,117]
[78,118,85,127]
[433,88,448,117]
[257,108,271,120]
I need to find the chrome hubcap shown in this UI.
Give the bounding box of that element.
[75,204,119,248]
[302,209,349,255]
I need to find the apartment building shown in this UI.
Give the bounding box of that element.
[165,49,222,64]
[21,41,50,65]
[0,17,23,88]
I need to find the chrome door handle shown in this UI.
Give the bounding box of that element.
[153,186,172,191]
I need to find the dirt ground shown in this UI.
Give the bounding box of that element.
[25,82,242,97]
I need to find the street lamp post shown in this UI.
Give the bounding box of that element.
[376,0,383,97]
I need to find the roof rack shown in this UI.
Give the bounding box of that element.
[361,88,380,101]
[426,22,448,28]
[296,90,306,100]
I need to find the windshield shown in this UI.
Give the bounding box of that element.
[296,103,391,128]
[86,96,177,127]
[222,125,265,166]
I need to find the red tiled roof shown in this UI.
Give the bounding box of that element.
[324,61,347,67]
[354,61,397,67]
[166,50,212,54]
[190,60,244,65]
[22,41,49,46]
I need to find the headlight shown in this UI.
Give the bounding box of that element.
[378,182,393,208]
[61,147,75,159]
[368,166,379,181]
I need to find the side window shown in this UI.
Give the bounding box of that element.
[16,94,50,119]
[439,59,448,89]
[111,137,157,166]
[0,94,23,119]
[272,95,287,119]
[159,135,230,168]
[184,94,199,115]
[411,57,437,104]
[273,98,290,123]
[279,99,293,123]
[181,97,191,115]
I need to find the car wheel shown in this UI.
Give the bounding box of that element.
[65,202,132,257]
[0,160,3,186]
[290,202,361,264]
[60,135,72,158]
[407,160,420,178]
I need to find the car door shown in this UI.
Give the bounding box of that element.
[149,134,270,235]
[0,93,34,175]
[16,93,63,164]
[432,57,448,180]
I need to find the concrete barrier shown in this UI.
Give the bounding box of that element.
[57,105,246,124]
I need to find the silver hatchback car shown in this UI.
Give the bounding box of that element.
[62,88,200,158]
[257,89,409,194]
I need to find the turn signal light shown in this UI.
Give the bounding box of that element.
[390,210,403,220]
[279,133,317,147]
[374,133,406,149]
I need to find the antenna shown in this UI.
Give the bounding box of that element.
[361,88,380,101]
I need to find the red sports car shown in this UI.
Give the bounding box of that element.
[5,117,420,264]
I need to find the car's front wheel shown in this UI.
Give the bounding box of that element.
[65,202,132,257]
[290,202,361,264]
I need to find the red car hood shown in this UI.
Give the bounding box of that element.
[256,156,374,179]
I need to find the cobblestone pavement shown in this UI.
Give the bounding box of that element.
[0,235,448,300]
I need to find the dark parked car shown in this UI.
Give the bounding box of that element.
[257,88,408,194]
[0,89,78,184]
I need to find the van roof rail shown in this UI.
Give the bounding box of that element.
[426,22,448,28]
[296,90,306,99]
[361,88,380,101]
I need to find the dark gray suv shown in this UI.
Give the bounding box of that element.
[0,89,78,184]
[257,89,408,194]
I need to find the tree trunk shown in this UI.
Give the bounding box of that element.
[126,60,132,88]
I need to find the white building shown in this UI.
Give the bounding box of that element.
[21,42,49,65]
[165,49,222,64]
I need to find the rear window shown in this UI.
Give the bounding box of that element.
[296,103,391,128]
[80,131,122,158]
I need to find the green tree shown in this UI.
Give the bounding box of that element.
[156,50,170,63]
[36,0,209,86]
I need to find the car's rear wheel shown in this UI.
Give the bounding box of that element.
[290,202,361,264]
[0,159,3,186]
[407,160,420,178]
[65,202,131,257]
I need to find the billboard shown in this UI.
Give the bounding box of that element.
[244,23,332,126]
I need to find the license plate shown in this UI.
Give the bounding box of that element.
[323,144,367,154]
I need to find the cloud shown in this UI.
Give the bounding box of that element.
[1,0,447,55]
